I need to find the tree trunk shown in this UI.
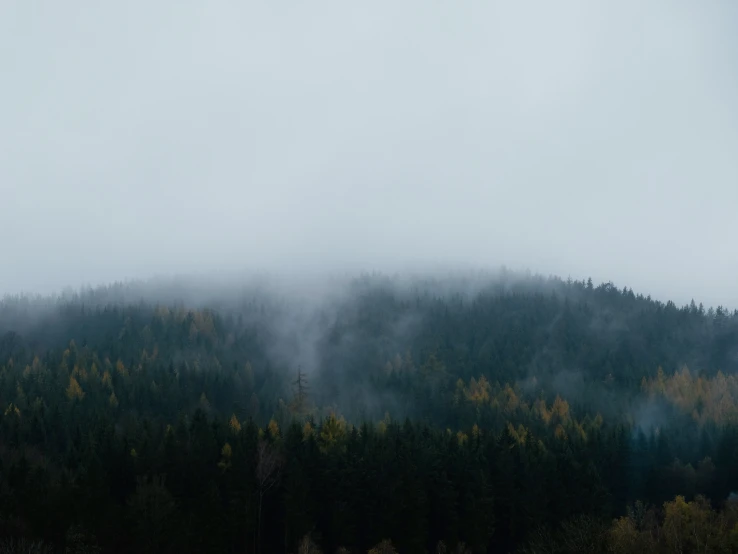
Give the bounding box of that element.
[257,490,263,554]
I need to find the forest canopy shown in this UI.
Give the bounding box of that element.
[2,270,738,553]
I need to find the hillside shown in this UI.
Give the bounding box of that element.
[2,271,738,553]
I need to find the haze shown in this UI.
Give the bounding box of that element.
[2,1,737,307]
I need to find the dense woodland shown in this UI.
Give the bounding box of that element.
[2,271,738,553]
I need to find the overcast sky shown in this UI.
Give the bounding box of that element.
[1,1,737,306]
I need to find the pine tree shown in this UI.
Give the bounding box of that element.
[291,366,309,415]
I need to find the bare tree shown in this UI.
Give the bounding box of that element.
[255,439,281,554]
[297,535,322,554]
[0,538,54,554]
[367,540,397,554]
[291,366,309,414]
[559,515,608,554]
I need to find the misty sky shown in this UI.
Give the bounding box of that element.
[2,1,737,306]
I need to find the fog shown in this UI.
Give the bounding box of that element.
[2,1,737,306]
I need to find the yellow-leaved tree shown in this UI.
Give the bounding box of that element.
[66,376,85,401]
[319,413,346,453]
[229,413,241,434]
[218,443,232,471]
[465,376,491,404]
[115,359,128,378]
[101,370,113,389]
[302,421,314,441]
[662,495,718,553]
[267,418,280,439]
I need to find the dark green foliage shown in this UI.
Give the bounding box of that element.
[1,272,738,552]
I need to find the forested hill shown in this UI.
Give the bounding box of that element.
[2,272,736,422]
[3,271,738,553]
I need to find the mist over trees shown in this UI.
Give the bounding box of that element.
[2,270,738,553]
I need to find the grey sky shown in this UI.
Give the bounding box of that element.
[1,1,737,306]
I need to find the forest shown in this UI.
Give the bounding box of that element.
[2,270,738,553]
